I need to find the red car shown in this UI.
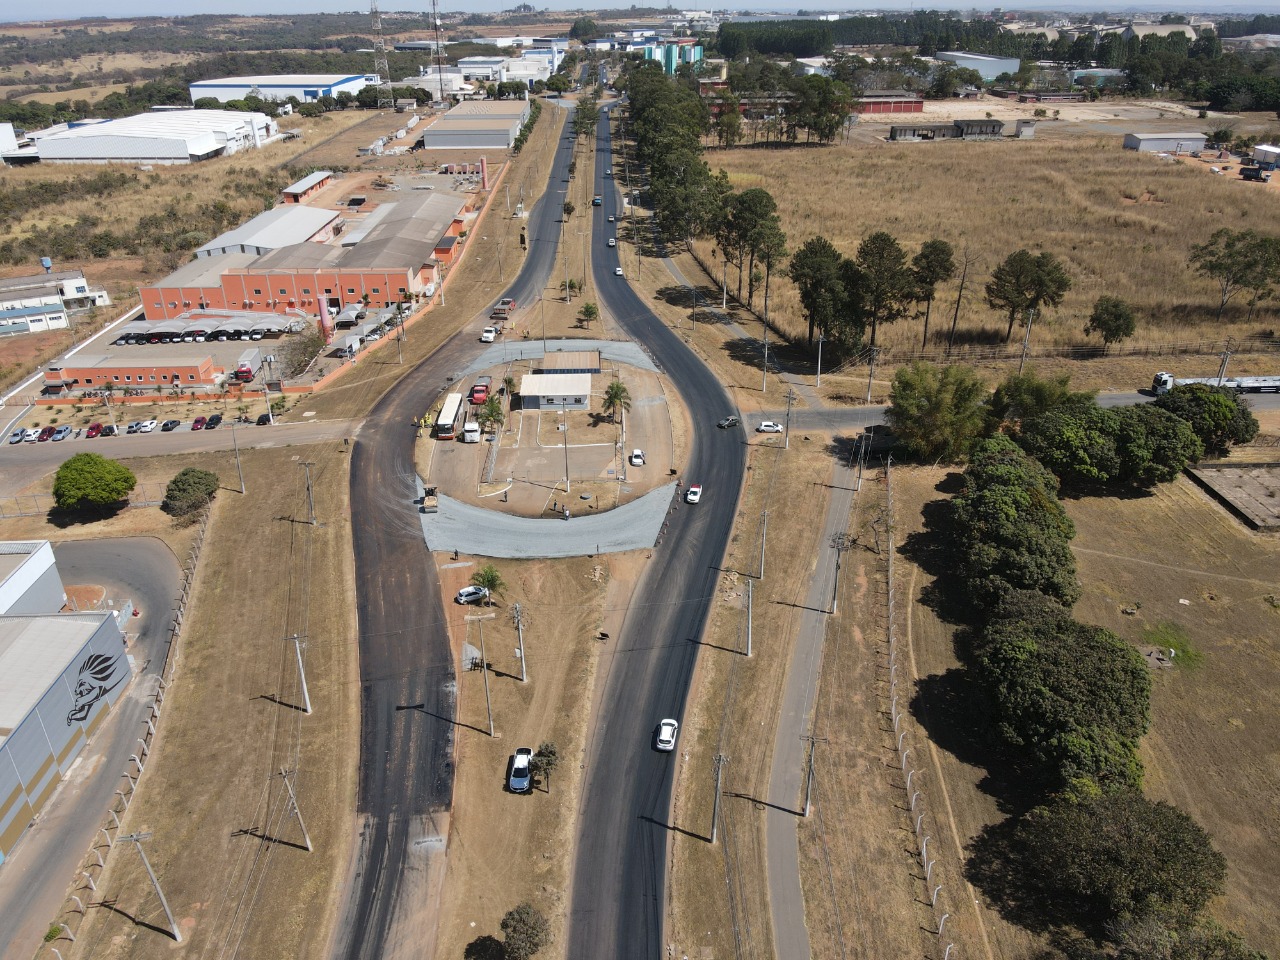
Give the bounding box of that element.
[37,426,56,442]
[85,422,103,438]
[192,416,207,430]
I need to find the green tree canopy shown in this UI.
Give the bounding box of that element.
[1018,404,1123,486]
[602,379,632,423]
[470,564,506,606]
[985,249,1072,343]
[161,467,219,517]
[911,238,956,349]
[500,902,552,960]
[1152,383,1259,453]
[1084,295,1138,351]
[788,235,846,349]
[853,230,916,349]
[1013,791,1227,926]
[984,368,1094,435]
[886,361,987,462]
[1111,403,1204,485]
[569,17,598,40]
[53,453,137,511]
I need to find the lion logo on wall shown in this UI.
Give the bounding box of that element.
[66,653,126,726]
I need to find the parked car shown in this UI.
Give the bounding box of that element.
[192,416,207,430]
[629,449,645,466]
[22,428,39,442]
[99,424,118,437]
[160,419,182,432]
[126,421,143,434]
[757,421,783,433]
[85,423,103,438]
[717,416,740,429]
[37,426,56,441]
[685,484,702,504]
[655,719,679,752]
[455,585,490,605]
[137,420,158,433]
[256,413,272,426]
[508,747,533,793]
[205,414,223,430]
[52,425,73,441]
[7,429,23,444]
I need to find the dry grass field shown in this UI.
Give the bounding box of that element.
[697,137,1280,359]
[892,467,1280,958]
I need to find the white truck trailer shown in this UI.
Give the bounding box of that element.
[1152,371,1280,395]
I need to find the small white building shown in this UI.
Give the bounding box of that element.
[518,373,591,410]
[1254,144,1280,164]
[937,51,1022,81]
[189,74,373,104]
[0,270,111,337]
[1123,132,1207,153]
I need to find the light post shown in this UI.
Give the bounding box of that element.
[816,334,826,388]
[561,398,571,496]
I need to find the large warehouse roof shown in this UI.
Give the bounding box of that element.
[162,252,260,288]
[0,614,107,747]
[193,74,365,88]
[32,109,274,163]
[448,100,530,119]
[196,206,340,257]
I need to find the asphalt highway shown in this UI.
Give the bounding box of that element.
[331,108,580,959]
[564,112,747,959]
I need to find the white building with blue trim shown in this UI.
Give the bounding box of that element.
[189,74,374,104]
[0,270,110,338]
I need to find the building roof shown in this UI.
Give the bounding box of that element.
[51,354,213,371]
[447,100,530,119]
[1126,131,1205,139]
[862,89,923,99]
[160,252,260,288]
[197,206,340,256]
[939,50,1019,62]
[34,110,268,144]
[519,372,593,395]
[0,271,84,297]
[542,350,600,370]
[430,117,521,132]
[283,170,333,195]
[0,541,44,589]
[191,74,367,88]
[0,613,111,745]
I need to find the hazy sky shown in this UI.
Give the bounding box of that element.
[21,2,1278,22]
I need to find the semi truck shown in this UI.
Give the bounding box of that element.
[1242,166,1272,183]
[1152,371,1280,395]
[233,348,262,383]
[490,297,516,319]
[469,375,493,404]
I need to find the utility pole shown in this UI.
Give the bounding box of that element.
[118,833,181,942]
[513,603,527,683]
[300,461,317,525]
[784,388,796,449]
[561,399,571,495]
[830,533,853,615]
[292,634,312,714]
[759,509,768,580]
[865,347,879,405]
[801,735,827,817]
[745,577,753,658]
[722,258,728,310]
[279,768,313,851]
[816,334,825,388]
[761,322,769,393]
[478,617,494,737]
[230,415,246,494]
[1216,339,1234,384]
[541,295,547,352]
[711,754,727,844]
[1017,306,1036,375]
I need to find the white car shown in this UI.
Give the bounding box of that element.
[757,421,784,433]
[22,428,39,443]
[685,484,702,504]
[480,326,498,343]
[614,267,624,277]
[137,420,158,433]
[607,215,615,222]
[655,719,679,752]
[629,449,645,466]
[607,238,616,247]
[455,585,490,605]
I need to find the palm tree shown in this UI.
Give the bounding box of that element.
[601,379,631,424]
[470,564,506,607]
[478,396,505,434]
[579,302,598,328]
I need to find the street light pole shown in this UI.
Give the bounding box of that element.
[816,334,825,388]
[722,259,728,310]
[561,399,571,495]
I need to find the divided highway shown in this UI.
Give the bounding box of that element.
[565,114,747,958]
[333,106,578,960]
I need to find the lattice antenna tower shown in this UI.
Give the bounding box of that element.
[371,0,394,110]
[431,0,447,104]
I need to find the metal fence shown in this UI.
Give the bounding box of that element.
[0,482,167,519]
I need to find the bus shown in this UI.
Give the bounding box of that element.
[435,392,464,440]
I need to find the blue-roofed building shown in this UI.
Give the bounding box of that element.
[189,74,374,105]
[0,271,111,337]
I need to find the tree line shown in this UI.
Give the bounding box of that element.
[887,368,1264,956]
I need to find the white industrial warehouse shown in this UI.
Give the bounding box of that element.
[29,109,278,164]
[195,205,342,258]
[0,542,132,865]
[1123,131,1208,153]
[418,99,530,150]
[936,50,1022,80]
[190,73,373,104]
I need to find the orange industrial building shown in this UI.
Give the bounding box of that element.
[44,355,223,392]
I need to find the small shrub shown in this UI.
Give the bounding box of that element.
[161,467,219,517]
[44,925,61,943]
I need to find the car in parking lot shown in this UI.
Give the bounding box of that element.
[160,419,182,432]
[205,414,222,430]
[757,421,784,433]
[717,415,740,429]
[22,428,39,442]
[655,719,679,752]
[99,424,118,437]
[137,420,158,433]
[614,267,624,276]
[607,238,616,247]
[685,484,702,504]
[126,421,143,434]
[7,429,23,444]
[52,425,73,441]
[192,416,207,430]
[37,426,56,441]
[455,585,490,605]
[85,422,103,438]
[508,747,533,793]
[629,449,645,466]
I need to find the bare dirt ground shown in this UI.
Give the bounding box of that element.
[432,552,620,960]
[50,441,359,960]
[890,466,1280,958]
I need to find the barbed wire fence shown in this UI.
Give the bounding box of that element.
[0,482,168,519]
